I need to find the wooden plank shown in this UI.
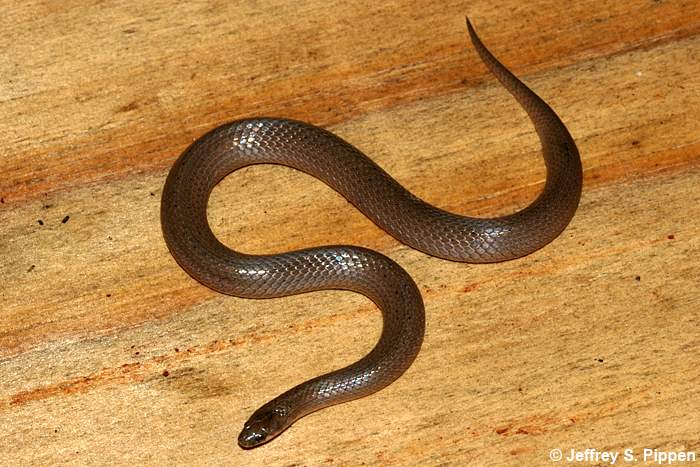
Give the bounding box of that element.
[1,0,698,465]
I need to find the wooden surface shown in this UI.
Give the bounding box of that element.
[2,1,699,465]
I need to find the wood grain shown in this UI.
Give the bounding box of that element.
[1,0,699,465]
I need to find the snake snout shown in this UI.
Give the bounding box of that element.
[238,428,267,449]
[237,405,289,449]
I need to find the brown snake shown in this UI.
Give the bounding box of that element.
[160,19,582,449]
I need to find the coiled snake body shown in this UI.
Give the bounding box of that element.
[161,19,582,448]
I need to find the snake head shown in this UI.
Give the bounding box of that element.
[237,405,289,449]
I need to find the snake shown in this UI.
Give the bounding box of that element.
[160,18,582,449]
